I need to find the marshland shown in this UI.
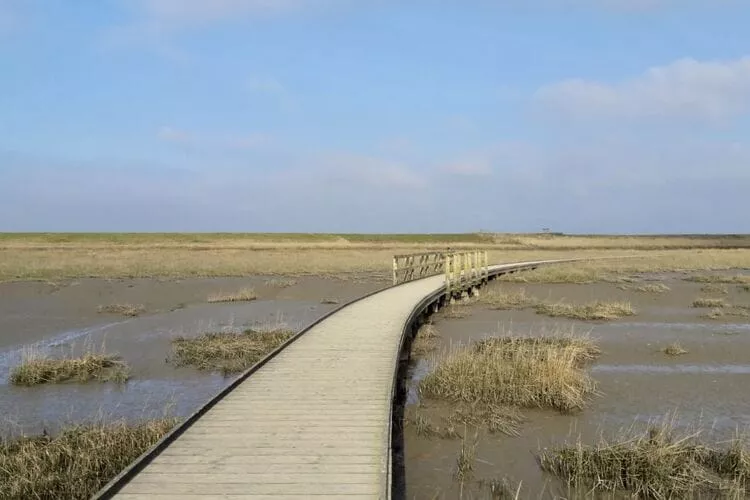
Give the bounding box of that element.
[1,232,750,498]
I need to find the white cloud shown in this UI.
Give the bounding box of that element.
[156,126,272,150]
[320,153,426,190]
[157,125,194,144]
[229,133,273,149]
[246,75,297,111]
[535,56,750,121]
[124,0,331,30]
[442,160,492,176]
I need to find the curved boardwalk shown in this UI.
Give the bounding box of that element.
[104,261,562,500]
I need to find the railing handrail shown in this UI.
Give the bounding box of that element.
[392,250,488,294]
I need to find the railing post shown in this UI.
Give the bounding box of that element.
[444,254,451,296]
[473,250,478,284]
[392,256,398,285]
[484,250,488,281]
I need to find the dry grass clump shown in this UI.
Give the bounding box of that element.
[686,274,750,284]
[170,328,294,375]
[539,417,750,498]
[534,300,635,321]
[97,303,145,317]
[701,283,730,295]
[207,288,257,303]
[480,289,538,309]
[420,334,600,413]
[693,297,728,308]
[263,278,297,288]
[442,304,471,319]
[412,323,439,356]
[447,402,525,437]
[663,342,688,356]
[10,351,130,386]
[740,285,750,293]
[703,308,726,320]
[634,283,671,294]
[454,433,479,484]
[498,265,606,284]
[0,418,176,499]
[477,478,523,499]
[405,411,461,440]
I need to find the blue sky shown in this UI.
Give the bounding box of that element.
[1,0,749,233]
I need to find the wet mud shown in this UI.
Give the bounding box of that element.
[0,274,387,436]
[402,271,750,499]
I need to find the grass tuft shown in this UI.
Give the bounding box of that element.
[207,288,257,303]
[703,308,726,320]
[170,328,293,375]
[498,266,606,284]
[10,351,130,386]
[454,432,478,484]
[701,283,730,295]
[442,304,471,319]
[420,334,600,413]
[446,402,525,437]
[686,274,750,284]
[693,297,728,308]
[97,303,145,317]
[0,419,177,499]
[406,411,461,440]
[412,323,439,356]
[539,416,750,498]
[740,285,750,293]
[534,300,635,321]
[663,342,688,356]
[634,283,671,294]
[263,278,297,288]
[477,478,523,499]
[480,289,538,309]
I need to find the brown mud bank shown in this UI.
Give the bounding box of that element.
[0,274,386,436]
[400,270,750,499]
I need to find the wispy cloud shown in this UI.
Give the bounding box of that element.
[106,0,333,55]
[157,125,194,144]
[0,0,21,36]
[246,75,297,111]
[441,159,492,176]
[320,152,426,190]
[135,0,318,26]
[156,125,272,150]
[535,56,750,122]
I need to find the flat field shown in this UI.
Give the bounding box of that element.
[2,232,750,281]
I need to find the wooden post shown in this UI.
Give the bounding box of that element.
[392,256,398,285]
[473,250,478,284]
[484,250,490,281]
[444,254,451,295]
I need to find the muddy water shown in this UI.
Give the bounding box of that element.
[403,271,750,499]
[0,275,386,436]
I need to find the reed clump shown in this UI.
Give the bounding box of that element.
[539,418,750,498]
[170,328,293,375]
[534,300,635,321]
[10,351,130,386]
[0,418,177,500]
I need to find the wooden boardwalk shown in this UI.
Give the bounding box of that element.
[99,260,564,500]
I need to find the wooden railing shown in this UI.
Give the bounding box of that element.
[392,251,447,285]
[444,250,488,296]
[392,250,489,296]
